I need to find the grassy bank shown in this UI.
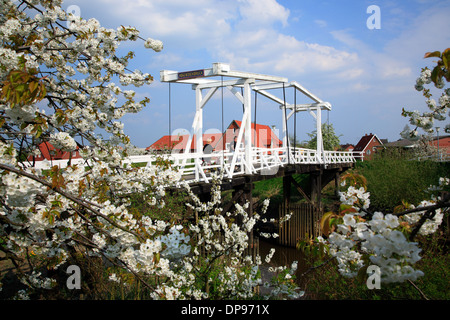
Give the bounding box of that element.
[355,158,449,212]
[300,231,449,300]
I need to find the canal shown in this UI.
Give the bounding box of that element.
[258,238,312,297]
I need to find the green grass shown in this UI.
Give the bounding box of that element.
[355,158,449,211]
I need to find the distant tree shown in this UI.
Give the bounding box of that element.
[288,134,306,148]
[400,125,439,160]
[305,123,342,151]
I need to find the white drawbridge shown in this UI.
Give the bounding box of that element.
[156,63,356,183]
[26,63,358,184]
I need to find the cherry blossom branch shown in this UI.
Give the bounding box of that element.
[0,163,144,242]
[392,193,450,217]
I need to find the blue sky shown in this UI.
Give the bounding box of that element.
[69,0,450,148]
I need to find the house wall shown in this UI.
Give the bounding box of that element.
[362,137,382,160]
[429,136,450,156]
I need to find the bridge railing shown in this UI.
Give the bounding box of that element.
[169,147,356,183]
[323,150,358,164]
[169,149,246,182]
[22,147,356,184]
[352,151,365,161]
[289,148,319,164]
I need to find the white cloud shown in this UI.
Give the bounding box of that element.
[350,82,371,92]
[272,38,359,74]
[314,19,327,28]
[336,68,364,80]
[75,0,234,44]
[237,0,290,27]
[329,3,450,87]
[380,65,412,79]
[73,0,358,80]
[330,29,413,81]
[148,52,184,69]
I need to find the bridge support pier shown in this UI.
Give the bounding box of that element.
[282,171,323,210]
[310,170,322,208]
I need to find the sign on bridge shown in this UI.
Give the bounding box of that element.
[178,69,205,80]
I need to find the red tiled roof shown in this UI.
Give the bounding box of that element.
[27,141,81,161]
[147,133,222,151]
[353,134,383,151]
[231,120,282,148]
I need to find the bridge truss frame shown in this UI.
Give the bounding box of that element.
[26,63,358,186]
[159,63,356,184]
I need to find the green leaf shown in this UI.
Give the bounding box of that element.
[34,124,43,138]
[424,51,441,59]
[442,49,450,69]
[431,66,440,85]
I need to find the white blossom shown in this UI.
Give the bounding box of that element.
[144,38,164,52]
[326,177,447,283]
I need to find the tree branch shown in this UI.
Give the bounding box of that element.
[0,163,144,242]
[408,279,429,300]
[393,192,450,217]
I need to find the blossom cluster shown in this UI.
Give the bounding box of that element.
[328,211,424,282]
[401,200,445,236]
[49,132,77,151]
[144,38,164,52]
[402,66,449,138]
[158,225,191,262]
[339,185,370,211]
[414,68,433,91]
[324,177,448,283]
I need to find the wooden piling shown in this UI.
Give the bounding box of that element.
[278,202,323,247]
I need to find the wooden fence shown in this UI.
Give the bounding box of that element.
[278,203,323,247]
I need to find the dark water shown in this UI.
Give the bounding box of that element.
[258,238,309,287]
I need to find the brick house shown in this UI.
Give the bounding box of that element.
[429,135,450,159]
[353,133,385,160]
[341,144,355,152]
